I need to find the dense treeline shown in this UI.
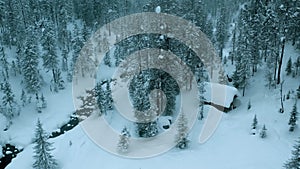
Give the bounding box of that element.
[0,0,299,129]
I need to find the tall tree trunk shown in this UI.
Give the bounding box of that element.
[18,0,27,28]
[264,45,267,62]
[232,28,236,65]
[279,81,284,113]
[277,39,285,84]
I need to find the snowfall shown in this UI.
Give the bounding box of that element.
[1,25,300,169]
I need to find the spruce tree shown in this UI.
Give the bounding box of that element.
[248,99,251,110]
[176,112,189,149]
[232,33,249,96]
[105,80,113,110]
[22,37,41,93]
[41,94,47,109]
[117,127,130,153]
[33,119,58,169]
[1,80,19,126]
[195,64,206,120]
[20,90,27,107]
[252,115,258,129]
[35,93,42,113]
[286,57,293,75]
[287,91,291,100]
[289,103,298,132]
[284,138,300,169]
[260,124,267,138]
[103,54,112,67]
[0,46,9,79]
[294,56,300,76]
[51,69,65,92]
[95,82,106,115]
[296,86,300,99]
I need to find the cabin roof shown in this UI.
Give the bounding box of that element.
[203,82,239,109]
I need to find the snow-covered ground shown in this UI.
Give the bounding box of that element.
[0,5,299,166]
[3,42,299,169]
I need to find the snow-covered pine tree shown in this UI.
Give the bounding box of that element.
[248,99,251,110]
[287,91,291,100]
[195,64,206,120]
[33,119,58,169]
[0,0,4,23]
[288,102,298,132]
[284,137,300,169]
[95,82,106,116]
[176,112,189,149]
[260,124,267,138]
[51,69,65,92]
[103,54,112,67]
[41,20,58,76]
[61,48,69,72]
[0,46,9,77]
[1,80,19,127]
[117,127,130,153]
[20,89,27,107]
[215,1,227,59]
[286,57,293,75]
[232,55,249,96]
[265,48,277,89]
[297,86,300,99]
[105,80,113,110]
[22,36,41,93]
[294,56,300,76]
[252,114,258,129]
[41,94,47,109]
[11,60,17,76]
[71,24,84,70]
[35,93,42,113]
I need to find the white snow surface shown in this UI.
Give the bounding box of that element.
[155,6,161,13]
[204,82,239,108]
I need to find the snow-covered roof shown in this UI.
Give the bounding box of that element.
[203,82,239,108]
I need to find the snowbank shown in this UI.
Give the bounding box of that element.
[0,113,6,131]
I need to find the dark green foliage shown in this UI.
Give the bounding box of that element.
[95,79,114,115]
[41,20,58,72]
[284,138,300,169]
[105,80,113,110]
[95,82,106,116]
[129,69,179,116]
[1,80,19,126]
[176,112,189,149]
[136,121,158,138]
[232,53,249,96]
[248,99,251,110]
[33,119,58,169]
[41,94,47,109]
[286,57,293,75]
[215,1,227,59]
[260,124,267,138]
[22,37,41,93]
[103,54,112,67]
[297,86,300,99]
[294,57,300,76]
[289,103,298,132]
[51,69,65,92]
[287,91,290,100]
[20,90,27,107]
[252,115,258,129]
[117,127,130,153]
